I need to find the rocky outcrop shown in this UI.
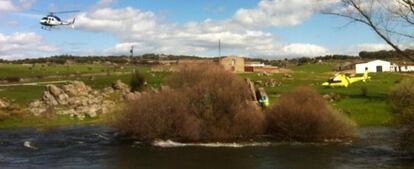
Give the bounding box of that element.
[28,81,116,119]
[245,78,257,102]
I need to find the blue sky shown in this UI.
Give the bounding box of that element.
[0,0,392,59]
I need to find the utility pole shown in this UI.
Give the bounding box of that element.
[218,39,221,57]
[130,45,134,58]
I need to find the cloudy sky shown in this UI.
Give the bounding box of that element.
[0,0,394,60]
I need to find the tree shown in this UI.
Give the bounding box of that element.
[324,0,414,61]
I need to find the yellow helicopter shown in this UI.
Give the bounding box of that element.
[322,69,370,88]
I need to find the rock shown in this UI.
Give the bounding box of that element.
[42,91,58,106]
[47,85,63,97]
[28,80,121,119]
[323,94,334,103]
[0,98,9,108]
[28,100,43,108]
[124,92,141,101]
[103,87,114,93]
[56,93,69,105]
[112,80,130,93]
[62,81,90,96]
[85,105,99,118]
[58,109,76,116]
[244,79,257,101]
[255,80,263,86]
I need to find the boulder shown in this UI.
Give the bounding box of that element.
[112,80,130,93]
[85,105,99,118]
[56,93,69,105]
[323,94,334,103]
[42,91,58,106]
[244,79,257,101]
[47,85,63,97]
[62,81,90,96]
[0,98,9,109]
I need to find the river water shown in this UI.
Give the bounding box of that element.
[0,125,412,169]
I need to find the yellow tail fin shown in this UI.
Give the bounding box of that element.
[363,69,369,81]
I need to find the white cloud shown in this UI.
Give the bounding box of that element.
[332,43,394,56]
[92,0,117,11]
[74,0,336,58]
[0,32,59,60]
[0,0,18,12]
[0,0,35,12]
[354,43,393,52]
[232,0,338,28]
[281,43,329,57]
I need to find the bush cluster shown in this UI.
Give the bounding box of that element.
[389,79,414,153]
[265,87,355,142]
[114,64,264,142]
[114,64,355,142]
[1,76,21,83]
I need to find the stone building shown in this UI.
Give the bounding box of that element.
[219,56,245,73]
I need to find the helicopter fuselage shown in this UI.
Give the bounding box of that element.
[40,15,75,29]
[322,70,370,88]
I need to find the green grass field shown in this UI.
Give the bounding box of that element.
[0,63,136,78]
[0,65,167,105]
[241,63,408,126]
[0,63,411,128]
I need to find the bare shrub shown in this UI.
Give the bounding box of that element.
[114,63,265,142]
[114,89,200,141]
[130,71,145,92]
[389,79,414,153]
[389,79,414,114]
[4,76,21,83]
[265,86,354,142]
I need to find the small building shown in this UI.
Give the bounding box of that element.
[219,56,245,73]
[391,64,414,72]
[178,59,214,65]
[355,60,391,74]
[244,62,279,73]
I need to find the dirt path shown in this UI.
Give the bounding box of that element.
[0,71,132,86]
[0,80,72,87]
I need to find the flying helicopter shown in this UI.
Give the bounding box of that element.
[322,69,370,88]
[39,10,79,30]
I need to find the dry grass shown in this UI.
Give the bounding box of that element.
[265,86,355,142]
[0,105,26,121]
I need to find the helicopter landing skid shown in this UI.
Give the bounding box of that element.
[41,26,58,31]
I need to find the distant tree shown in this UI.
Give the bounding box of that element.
[324,0,414,61]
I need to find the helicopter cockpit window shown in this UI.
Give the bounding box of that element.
[41,17,48,20]
[55,17,61,21]
[328,78,341,83]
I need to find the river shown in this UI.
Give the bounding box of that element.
[0,125,412,169]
